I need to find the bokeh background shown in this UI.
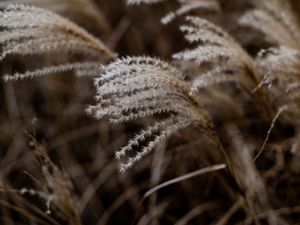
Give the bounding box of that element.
[1,1,300,225]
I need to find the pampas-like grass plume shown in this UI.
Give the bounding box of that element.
[0,0,110,33]
[86,56,213,172]
[240,0,300,48]
[0,4,116,81]
[174,16,260,94]
[256,46,300,113]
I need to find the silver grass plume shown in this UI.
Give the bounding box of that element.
[254,46,300,163]
[239,0,300,48]
[0,0,110,33]
[256,46,300,114]
[0,4,116,81]
[174,16,260,93]
[175,16,274,121]
[86,56,213,172]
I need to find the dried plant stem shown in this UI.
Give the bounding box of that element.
[192,100,243,191]
[207,129,242,189]
[209,129,262,225]
[253,105,288,162]
[249,69,274,121]
[143,164,226,199]
[215,197,244,225]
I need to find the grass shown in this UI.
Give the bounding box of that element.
[1,0,300,224]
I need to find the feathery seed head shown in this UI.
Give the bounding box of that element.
[174,16,259,92]
[1,4,116,81]
[256,46,300,116]
[87,56,212,172]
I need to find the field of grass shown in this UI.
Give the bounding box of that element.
[1,0,300,224]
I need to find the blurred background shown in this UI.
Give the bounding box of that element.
[1,1,300,225]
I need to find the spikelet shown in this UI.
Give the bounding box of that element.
[161,0,220,25]
[127,0,219,25]
[3,62,100,81]
[87,56,212,172]
[239,0,300,48]
[127,0,163,5]
[174,16,259,93]
[0,4,116,80]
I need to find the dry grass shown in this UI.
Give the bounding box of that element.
[1,0,300,225]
